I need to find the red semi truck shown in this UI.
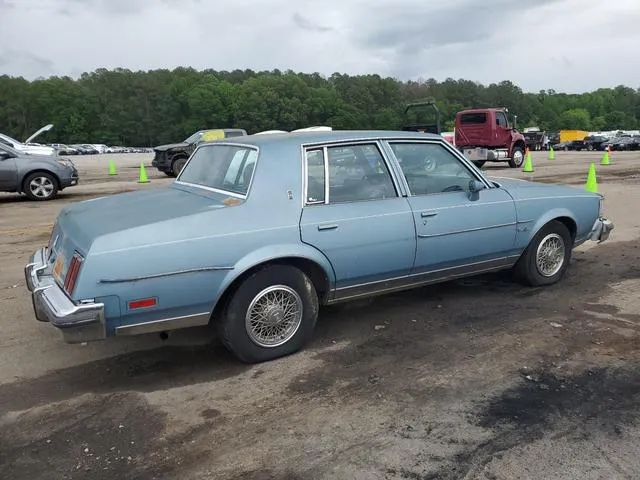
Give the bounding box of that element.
[400,102,526,169]
[454,108,527,169]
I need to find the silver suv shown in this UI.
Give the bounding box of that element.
[0,143,79,201]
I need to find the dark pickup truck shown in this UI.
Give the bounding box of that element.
[152,128,247,177]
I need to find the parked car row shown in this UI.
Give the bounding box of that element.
[52,144,101,155]
[1,122,153,159]
[51,144,151,155]
[552,134,640,151]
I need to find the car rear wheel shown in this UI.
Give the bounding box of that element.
[217,265,319,363]
[23,172,59,201]
[513,220,572,286]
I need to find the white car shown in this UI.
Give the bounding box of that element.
[0,124,56,156]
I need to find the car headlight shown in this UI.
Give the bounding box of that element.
[56,158,74,168]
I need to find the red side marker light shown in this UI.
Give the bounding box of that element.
[128,297,157,310]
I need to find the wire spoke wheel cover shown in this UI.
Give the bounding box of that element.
[535,233,565,277]
[30,176,54,198]
[245,285,304,348]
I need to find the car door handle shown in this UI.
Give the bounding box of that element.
[317,224,338,231]
[421,211,438,218]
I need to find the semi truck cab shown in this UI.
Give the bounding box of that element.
[454,108,527,169]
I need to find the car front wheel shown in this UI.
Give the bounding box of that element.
[23,172,59,201]
[217,265,319,363]
[513,220,572,286]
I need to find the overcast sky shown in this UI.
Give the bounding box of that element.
[1,0,638,93]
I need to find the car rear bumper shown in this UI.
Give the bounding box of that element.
[24,247,106,343]
[589,217,614,243]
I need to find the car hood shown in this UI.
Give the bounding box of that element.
[24,123,54,144]
[154,142,190,152]
[53,185,235,254]
[488,176,599,198]
[15,152,64,164]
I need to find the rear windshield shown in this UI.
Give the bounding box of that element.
[177,144,258,197]
[459,113,487,124]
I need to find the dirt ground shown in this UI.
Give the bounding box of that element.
[1,150,639,480]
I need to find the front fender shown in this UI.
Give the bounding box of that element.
[521,207,578,248]
[212,243,337,305]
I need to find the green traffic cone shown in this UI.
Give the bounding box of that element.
[585,163,598,193]
[138,162,150,183]
[522,153,533,172]
[548,146,555,160]
[108,159,117,175]
[601,150,610,166]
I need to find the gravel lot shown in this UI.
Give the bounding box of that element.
[1,150,639,479]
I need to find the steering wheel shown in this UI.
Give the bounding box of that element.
[442,185,464,193]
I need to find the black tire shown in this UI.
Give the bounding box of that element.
[508,146,524,168]
[513,220,572,286]
[172,157,188,177]
[164,171,174,177]
[23,172,59,201]
[217,265,319,363]
[473,160,486,169]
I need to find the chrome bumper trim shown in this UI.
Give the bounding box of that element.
[589,217,614,243]
[24,247,106,343]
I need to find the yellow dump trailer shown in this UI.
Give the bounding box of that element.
[559,130,589,142]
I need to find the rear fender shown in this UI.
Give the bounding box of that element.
[213,243,337,305]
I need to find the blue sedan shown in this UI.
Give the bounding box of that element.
[24,130,613,363]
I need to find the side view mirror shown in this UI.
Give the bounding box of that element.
[468,179,486,200]
[0,152,13,160]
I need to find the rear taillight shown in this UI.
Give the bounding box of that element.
[64,252,84,296]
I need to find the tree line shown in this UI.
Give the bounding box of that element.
[0,67,638,147]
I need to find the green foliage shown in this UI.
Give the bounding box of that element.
[0,69,638,147]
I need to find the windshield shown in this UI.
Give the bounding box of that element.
[0,133,20,146]
[177,144,258,197]
[0,141,21,157]
[183,130,206,144]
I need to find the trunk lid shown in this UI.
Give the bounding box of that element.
[46,185,232,290]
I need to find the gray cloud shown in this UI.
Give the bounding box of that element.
[352,0,565,62]
[58,0,198,16]
[59,0,148,15]
[292,12,333,33]
[0,48,54,75]
[0,0,638,93]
